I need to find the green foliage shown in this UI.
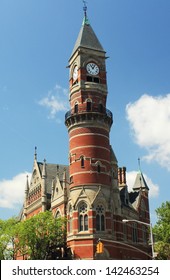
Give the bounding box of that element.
[153,201,170,259]
[15,211,68,260]
[0,217,18,260]
[0,212,70,260]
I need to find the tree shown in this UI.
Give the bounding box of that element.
[153,201,170,259]
[0,217,18,260]
[15,211,70,260]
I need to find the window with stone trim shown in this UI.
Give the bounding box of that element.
[96,204,105,231]
[55,211,61,219]
[132,223,138,243]
[79,202,88,232]
[68,205,73,233]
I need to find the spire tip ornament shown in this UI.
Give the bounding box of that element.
[82,0,89,25]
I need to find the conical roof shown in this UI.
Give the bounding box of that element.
[71,15,105,58]
[133,171,149,191]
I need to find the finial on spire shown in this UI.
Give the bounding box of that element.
[82,0,89,25]
[83,0,87,17]
[34,146,37,160]
[138,157,141,172]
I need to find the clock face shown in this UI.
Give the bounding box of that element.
[86,63,99,75]
[73,65,78,80]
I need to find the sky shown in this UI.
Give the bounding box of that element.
[0,0,170,224]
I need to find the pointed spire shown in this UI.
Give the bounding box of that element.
[42,158,46,178]
[70,5,105,58]
[25,175,29,196]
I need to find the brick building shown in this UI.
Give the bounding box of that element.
[20,7,152,260]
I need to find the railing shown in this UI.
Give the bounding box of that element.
[65,107,113,121]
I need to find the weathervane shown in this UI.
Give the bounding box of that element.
[83,0,87,16]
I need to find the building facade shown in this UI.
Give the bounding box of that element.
[21,8,151,260]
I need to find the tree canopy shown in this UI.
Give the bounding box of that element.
[153,201,170,259]
[0,211,71,260]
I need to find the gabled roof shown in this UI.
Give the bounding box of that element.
[37,162,69,194]
[71,15,105,58]
[133,171,149,191]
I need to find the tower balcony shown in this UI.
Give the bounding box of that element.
[65,107,113,130]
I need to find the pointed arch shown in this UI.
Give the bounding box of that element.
[80,156,85,168]
[55,210,61,219]
[86,98,92,111]
[78,202,88,232]
[96,204,105,231]
[74,101,78,113]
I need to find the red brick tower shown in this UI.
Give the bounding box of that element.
[65,6,116,259]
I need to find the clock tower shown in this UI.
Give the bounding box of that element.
[65,6,119,259]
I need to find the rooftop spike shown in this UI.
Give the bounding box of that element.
[83,0,87,16]
[138,157,142,173]
[82,0,89,25]
[34,146,37,161]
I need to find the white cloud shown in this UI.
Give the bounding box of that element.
[0,172,31,209]
[126,94,170,171]
[38,83,69,121]
[126,171,159,198]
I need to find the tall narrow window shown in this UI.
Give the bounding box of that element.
[142,225,147,243]
[74,102,78,113]
[79,203,88,232]
[99,103,103,113]
[81,156,85,168]
[141,199,146,219]
[55,211,61,219]
[132,223,138,243]
[68,205,73,233]
[86,99,92,111]
[97,164,101,173]
[96,204,105,231]
[123,223,127,241]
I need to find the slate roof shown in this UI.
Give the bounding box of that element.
[133,171,149,191]
[71,15,105,57]
[37,162,69,194]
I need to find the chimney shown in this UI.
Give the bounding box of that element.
[118,167,126,185]
[121,167,126,185]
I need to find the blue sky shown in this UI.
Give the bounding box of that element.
[0,0,170,224]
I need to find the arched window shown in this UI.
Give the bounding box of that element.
[80,156,85,168]
[97,164,101,173]
[86,99,92,111]
[74,102,78,113]
[79,202,88,232]
[55,211,61,219]
[96,204,105,231]
[96,161,101,173]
